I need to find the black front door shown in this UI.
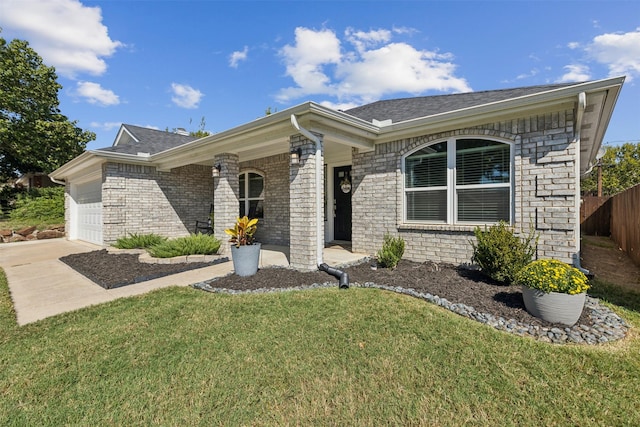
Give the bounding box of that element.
[333,166,352,241]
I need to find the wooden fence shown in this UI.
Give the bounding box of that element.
[580,196,611,236]
[581,183,640,267]
[610,184,640,267]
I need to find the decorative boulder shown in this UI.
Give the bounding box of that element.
[36,230,65,240]
[16,226,37,237]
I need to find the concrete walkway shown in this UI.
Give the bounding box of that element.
[0,239,366,325]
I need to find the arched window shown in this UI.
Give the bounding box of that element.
[404,138,512,224]
[239,171,264,218]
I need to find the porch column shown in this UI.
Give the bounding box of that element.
[213,153,239,255]
[289,133,324,271]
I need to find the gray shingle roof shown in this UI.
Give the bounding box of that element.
[344,83,578,124]
[96,124,197,155]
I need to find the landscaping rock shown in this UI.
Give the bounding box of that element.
[8,235,27,242]
[0,229,12,237]
[36,230,65,240]
[16,226,37,236]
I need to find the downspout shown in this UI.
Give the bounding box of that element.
[574,92,587,271]
[290,114,324,267]
[318,263,350,289]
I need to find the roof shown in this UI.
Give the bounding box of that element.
[50,77,624,181]
[96,124,197,155]
[344,83,577,123]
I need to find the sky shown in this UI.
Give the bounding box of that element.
[1,0,639,151]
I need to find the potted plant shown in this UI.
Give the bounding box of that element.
[516,259,590,326]
[224,216,260,277]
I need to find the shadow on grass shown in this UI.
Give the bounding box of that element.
[588,278,640,314]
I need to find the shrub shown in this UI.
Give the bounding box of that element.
[114,233,167,249]
[376,233,405,268]
[471,222,538,284]
[516,259,590,294]
[9,187,64,223]
[148,233,221,258]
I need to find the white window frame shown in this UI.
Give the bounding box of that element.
[402,136,514,225]
[239,170,265,218]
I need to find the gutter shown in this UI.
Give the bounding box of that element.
[290,114,324,267]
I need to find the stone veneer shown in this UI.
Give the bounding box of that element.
[102,162,213,244]
[352,109,579,265]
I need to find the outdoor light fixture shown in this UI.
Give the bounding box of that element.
[212,163,222,177]
[290,147,302,165]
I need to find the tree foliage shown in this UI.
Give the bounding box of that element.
[581,142,640,196]
[189,116,211,138]
[0,34,95,180]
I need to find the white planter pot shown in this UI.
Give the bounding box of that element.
[522,285,586,326]
[230,243,261,277]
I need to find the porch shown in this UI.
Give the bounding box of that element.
[259,243,368,269]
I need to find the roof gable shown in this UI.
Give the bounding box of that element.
[344,83,577,124]
[99,124,197,155]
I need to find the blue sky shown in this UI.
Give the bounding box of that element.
[2,0,639,151]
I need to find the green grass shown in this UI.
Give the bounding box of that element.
[1,270,639,425]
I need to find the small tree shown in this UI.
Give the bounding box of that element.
[0,33,95,180]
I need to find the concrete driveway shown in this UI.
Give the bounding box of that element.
[1,239,365,326]
[0,239,237,325]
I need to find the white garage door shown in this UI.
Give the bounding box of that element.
[76,180,103,245]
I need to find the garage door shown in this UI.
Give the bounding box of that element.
[76,180,103,245]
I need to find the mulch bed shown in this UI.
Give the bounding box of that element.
[60,250,220,289]
[60,250,592,328]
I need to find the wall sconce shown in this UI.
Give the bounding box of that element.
[290,147,302,165]
[212,163,222,178]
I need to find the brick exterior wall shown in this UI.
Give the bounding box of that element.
[239,153,290,245]
[352,109,579,265]
[289,134,324,271]
[102,162,213,244]
[213,153,239,255]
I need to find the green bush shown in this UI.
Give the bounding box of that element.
[148,233,222,258]
[9,187,64,223]
[114,233,167,249]
[471,222,538,284]
[376,233,405,268]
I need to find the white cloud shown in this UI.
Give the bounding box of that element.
[567,42,580,50]
[229,46,249,68]
[318,100,360,111]
[557,64,592,83]
[586,27,640,80]
[90,121,122,131]
[277,26,470,104]
[76,81,119,106]
[2,0,123,78]
[170,83,203,109]
[516,69,539,80]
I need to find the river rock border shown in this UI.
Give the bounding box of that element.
[192,277,629,346]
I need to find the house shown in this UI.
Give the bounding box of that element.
[50,77,625,271]
[15,172,59,190]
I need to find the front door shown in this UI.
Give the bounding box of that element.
[333,166,352,241]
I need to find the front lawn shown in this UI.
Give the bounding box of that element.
[1,269,639,425]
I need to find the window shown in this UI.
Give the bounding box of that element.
[404,138,511,224]
[239,171,264,218]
